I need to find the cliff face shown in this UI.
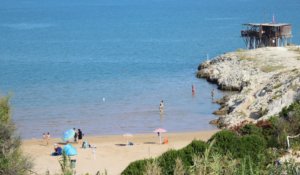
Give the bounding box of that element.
[198,46,300,128]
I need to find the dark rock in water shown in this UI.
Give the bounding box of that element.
[213,107,229,115]
[215,95,230,105]
[198,61,211,70]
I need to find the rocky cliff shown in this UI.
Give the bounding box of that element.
[198,46,300,128]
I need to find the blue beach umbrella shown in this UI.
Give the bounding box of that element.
[63,129,75,142]
[63,144,77,156]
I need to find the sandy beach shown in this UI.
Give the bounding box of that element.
[22,130,218,175]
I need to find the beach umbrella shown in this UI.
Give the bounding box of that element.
[63,144,77,156]
[153,128,167,144]
[123,133,133,145]
[63,129,75,142]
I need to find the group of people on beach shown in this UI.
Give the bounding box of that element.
[73,128,84,144]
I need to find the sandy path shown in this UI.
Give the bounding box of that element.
[22,130,218,175]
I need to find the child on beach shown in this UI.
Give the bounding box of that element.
[42,133,46,145]
[46,132,50,145]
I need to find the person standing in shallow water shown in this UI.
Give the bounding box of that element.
[211,88,215,101]
[192,84,196,96]
[159,100,164,113]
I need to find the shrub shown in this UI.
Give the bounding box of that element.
[0,96,33,175]
[143,159,161,175]
[239,124,263,136]
[158,150,184,175]
[121,159,152,175]
[179,140,207,166]
[208,130,239,156]
[238,134,267,161]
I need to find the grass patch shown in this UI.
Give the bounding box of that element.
[260,65,285,73]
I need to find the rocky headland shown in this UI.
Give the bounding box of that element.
[198,46,300,128]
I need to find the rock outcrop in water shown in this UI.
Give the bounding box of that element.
[198,46,300,128]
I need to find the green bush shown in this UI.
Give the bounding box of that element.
[0,96,33,175]
[239,124,263,136]
[238,134,267,161]
[179,140,207,166]
[122,141,207,175]
[121,159,152,175]
[158,150,183,175]
[208,130,239,156]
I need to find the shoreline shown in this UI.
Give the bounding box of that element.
[22,130,219,175]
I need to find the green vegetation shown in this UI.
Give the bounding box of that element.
[0,96,33,175]
[122,101,300,175]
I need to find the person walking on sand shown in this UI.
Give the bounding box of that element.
[159,100,164,113]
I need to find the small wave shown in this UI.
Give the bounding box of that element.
[1,23,55,30]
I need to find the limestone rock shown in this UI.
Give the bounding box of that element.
[198,46,300,128]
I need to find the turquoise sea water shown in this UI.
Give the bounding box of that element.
[0,0,299,138]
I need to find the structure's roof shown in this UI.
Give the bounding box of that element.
[243,23,291,27]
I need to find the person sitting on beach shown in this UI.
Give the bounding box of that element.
[163,136,169,144]
[82,140,96,149]
[82,140,90,149]
[52,144,62,156]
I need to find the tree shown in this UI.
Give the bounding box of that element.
[0,96,33,175]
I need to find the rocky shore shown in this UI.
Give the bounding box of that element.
[198,46,300,128]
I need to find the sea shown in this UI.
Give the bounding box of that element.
[0,0,299,139]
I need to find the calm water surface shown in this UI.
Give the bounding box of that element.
[0,0,299,138]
